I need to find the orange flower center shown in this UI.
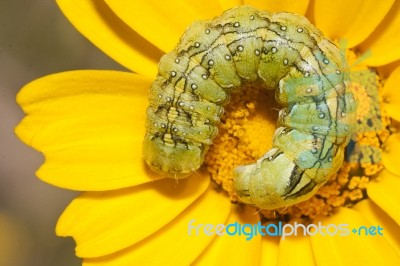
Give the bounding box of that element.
[204,49,392,222]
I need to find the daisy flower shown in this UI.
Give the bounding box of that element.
[16,0,400,265]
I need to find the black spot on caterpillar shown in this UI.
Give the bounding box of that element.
[142,5,357,210]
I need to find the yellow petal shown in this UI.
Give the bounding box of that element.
[259,229,279,265]
[278,226,315,266]
[368,170,400,225]
[183,0,224,18]
[311,207,400,265]
[82,185,231,265]
[56,0,161,77]
[314,0,395,48]
[354,199,400,256]
[244,0,309,15]
[193,205,261,265]
[382,66,400,122]
[218,0,243,10]
[56,173,209,258]
[359,0,400,66]
[15,70,162,191]
[104,0,223,53]
[377,60,400,79]
[382,133,400,175]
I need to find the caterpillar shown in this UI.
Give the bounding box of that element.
[142,5,357,210]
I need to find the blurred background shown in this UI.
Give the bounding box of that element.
[0,1,124,265]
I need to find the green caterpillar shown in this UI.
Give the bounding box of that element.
[143,6,357,210]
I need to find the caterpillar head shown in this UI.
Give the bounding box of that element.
[234,148,320,210]
[234,162,289,210]
[142,134,206,179]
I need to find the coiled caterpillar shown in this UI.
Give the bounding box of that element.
[143,6,356,210]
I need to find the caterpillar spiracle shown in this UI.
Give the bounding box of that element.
[143,6,357,210]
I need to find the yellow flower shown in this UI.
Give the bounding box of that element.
[15,0,400,265]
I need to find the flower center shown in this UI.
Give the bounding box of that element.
[204,83,279,196]
[204,49,393,222]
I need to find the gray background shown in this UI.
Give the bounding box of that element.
[0,1,124,265]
